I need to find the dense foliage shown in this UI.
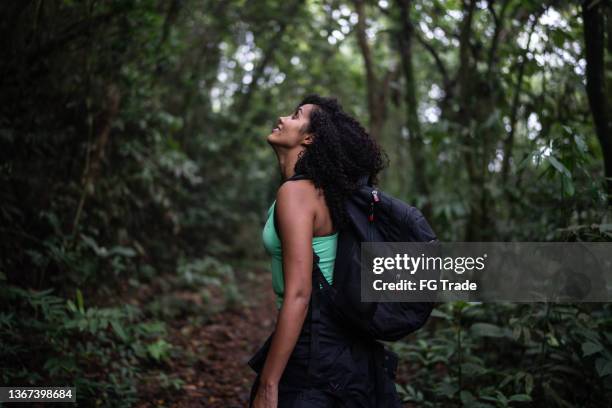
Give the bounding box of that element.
[1,0,610,406]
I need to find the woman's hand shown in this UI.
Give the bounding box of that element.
[252,381,278,408]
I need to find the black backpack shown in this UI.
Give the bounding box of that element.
[266,173,437,405]
[279,172,437,342]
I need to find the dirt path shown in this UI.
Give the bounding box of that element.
[136,264,278,408]
[134,263,415,407]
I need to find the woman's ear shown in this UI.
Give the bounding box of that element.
[302,132,314,146]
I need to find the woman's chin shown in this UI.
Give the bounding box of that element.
[266,131,280,143]
[266,133,278,145]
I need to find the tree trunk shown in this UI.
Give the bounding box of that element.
[394,0,431,219]
[501,13,539,183]
[72,84,121,237]
[582,0,612,207]
[353,0,389,141]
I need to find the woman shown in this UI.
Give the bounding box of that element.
[248,94,402,407]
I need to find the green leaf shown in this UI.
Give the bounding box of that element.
[512,325,522,340]
[582,341,603,357]
[147,339,171,361]
[109,246,137,257]
[495,390,508,405]
[111,320,129,342]
[80,234,102,255]
[434,382,458,398]
[548,156,571,178]
[574,134,588,153]
[509,394,532,402]
[562,176,575,197]
[461,362,487,377]
[547,334,560,347]
[66,300,77,313]
[525,373,534,394]
[76,289,85,313]
[430,308,451,320]
[499,373,515,388]
[470,322,505,338]
[460,390,476,405]
[595,358,612,377]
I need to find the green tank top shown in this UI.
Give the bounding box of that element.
[262,200,338,309]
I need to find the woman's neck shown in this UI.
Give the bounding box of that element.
[276,148,302,181]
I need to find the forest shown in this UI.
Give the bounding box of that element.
[1,0,611,407]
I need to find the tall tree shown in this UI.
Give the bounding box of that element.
[353,0,395,141]
[582,0,612,206]
[394,0,432,219]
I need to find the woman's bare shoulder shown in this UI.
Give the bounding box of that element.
[276,178,318,207]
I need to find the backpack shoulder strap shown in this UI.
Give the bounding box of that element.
[282,172,310,183]
[286,172,371,186]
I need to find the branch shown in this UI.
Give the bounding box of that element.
[414,31,450,87]
[72,84,121,238]
[353,0,377,95]
[234,0,303,114]
[157,0,184,51]
[501,11,540,183]
[486,0,511,76]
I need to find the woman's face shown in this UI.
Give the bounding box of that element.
[267,103,316,149]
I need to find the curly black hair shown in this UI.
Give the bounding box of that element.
[292,94,389,232]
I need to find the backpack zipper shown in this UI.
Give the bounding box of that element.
[368,189,378,241]
[369,190,379,221]
[372,189,380,202]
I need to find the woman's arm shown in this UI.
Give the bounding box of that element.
[255,180,316,399]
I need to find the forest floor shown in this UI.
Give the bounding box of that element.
[135,262,277,408]
[133,262,414,408]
